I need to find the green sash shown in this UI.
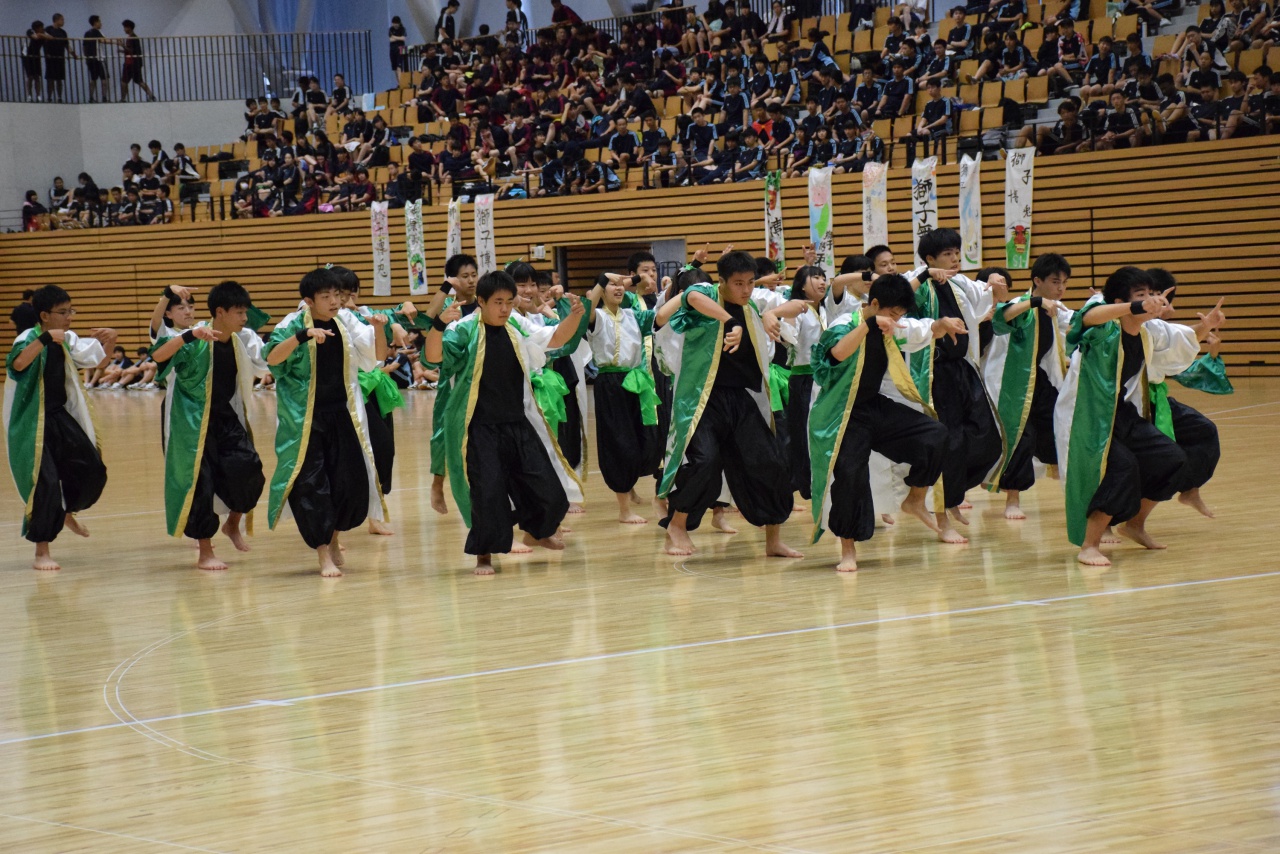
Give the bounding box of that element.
[531,368,569,434]
[5,327,48,533]
[769,363,791,411]
[359,369,406,418]
[1172,354,1233,395]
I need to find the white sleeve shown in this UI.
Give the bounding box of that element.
[236,329,270,377]
[953,274,993,320]
[339,310,379,372]
[824,286,856,324]
[520,324,557,372]
[65,330,107,369]
[894,317,936,354]
[907,264,929,286]
[1147,319,1200,379]
[1056,306,1074,336]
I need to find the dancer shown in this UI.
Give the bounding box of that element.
[265,268,388,577]
[658,250,803,559]
[809,276,965,571]
[4,285,115,571]
[1055,266,1223,567]
[984,253,1073,520]
[150,281,267,571]
[908,228,1007,542]
[426,271,586,575]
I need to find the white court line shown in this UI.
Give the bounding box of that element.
[1204,399,1280,417]
[0,812,229,853]
[5,568,1280,749]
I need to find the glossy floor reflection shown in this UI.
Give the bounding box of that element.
[1,382,1277,852]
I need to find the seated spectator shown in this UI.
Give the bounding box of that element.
[356,116,391,167]
[947,7,976,59]
[1014,98,1092,153]
[87,346,132,389]
[1048,18,1088,92]
[305,77,329,131]
[578,156,622,193]
[149,185,174,225]
[49,176,72,212]
[104,186,125,225]
[873,60,915,119]
[119,188,142,225]
[333,166,375,211]
[21,191,48,231]
[383,161,412,207]
[1122,0,1170,33]
[645,137,680,189]
[405,135,437,197]
[1095,89,1146,149]
[121,347,159,389]
[983,0,1026,38]
[605,116,640,172]
[1122,62,1162,113]
[783,126,813,177]
[901,78,953,161]
[288,172,321,215]
[831,122,863,173]
[330,73,352,115]
[919,39,956,87]
[1080,36,1120,102]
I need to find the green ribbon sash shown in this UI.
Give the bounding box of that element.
[531,369,569,434]
[769,363,791,412]
[1149,380,1176,441]
[1172,354,1233,395]
[621,366,660,426]
[359,369,405,418]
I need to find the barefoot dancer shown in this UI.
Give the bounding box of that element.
[657,250,802,560]
[150,281,268,571]
[907,229,1008,543]
[984,253,1074,521]
[425,271,585,575]
[265,268,389,577]
[1055,267,1213,568]
[4,286,114,572]
[809,276,962,571]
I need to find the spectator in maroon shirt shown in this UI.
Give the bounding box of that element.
[551,0,584,26]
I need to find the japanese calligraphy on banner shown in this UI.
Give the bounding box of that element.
[369,201,392,297]
[807,166,835,278]
[446,198,462,260]
[764,171,786,275]
[405,199,429,295]
[958,155,983,271]
[1004,148,1035,269]
[861,162,888,251]
[473,193,496,276]
[910,156,938,260]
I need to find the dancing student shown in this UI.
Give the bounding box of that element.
[426,271,586,575]
[544,282,595,510]
[627,251,675,498]
[658,250,803,559]
[150,281,268,571]
[4,285,115,571]
[148,285,197,349]
[1054,266,1223,567]
[265,268,389,577]
[983,253,1073,520]
[419,253,480,515]
[907,228,1007,543]
[809,276,966,571]
[760,264,857,499]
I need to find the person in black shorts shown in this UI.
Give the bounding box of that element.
[24,21,46,102]
[43,14,75,103]
[117,19,155,102]
[83,16,109,102]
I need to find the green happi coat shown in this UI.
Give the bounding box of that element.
[982,295,1072,489]
[264,308,386,529]
[808,317,937,544]
[3,328,106,536]
[425,296,471,478]
[439,313,584,527]
[657,284,774,498]
[162,326,269,537]
[1053,304,1200,545]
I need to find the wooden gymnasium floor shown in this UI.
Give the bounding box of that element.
[1,380,1279,853]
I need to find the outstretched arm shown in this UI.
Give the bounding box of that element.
[1082,289,1171,326]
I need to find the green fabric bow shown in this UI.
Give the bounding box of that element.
[358,369,405,418]
[622,366,660,426]
[1172,354,1233,395]
[769,363,791,412]
[531,369,569,434]
[1149,380,1176,441]
[247,304,272,331]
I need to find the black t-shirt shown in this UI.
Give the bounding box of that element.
[1035,304,1054,364]
[43,338,68,412]
[855,322,889,404]
[930,280,969,361]
[305,89,328,106]
[44,27,68,59]
[331,85,350,106]
[714,302,761,392]
[472,324,525,424]
[211,339,238,419]
[1118,330,1145,417]
[83,28,103,58]
[11,302,38,334]
[313,318,347,411]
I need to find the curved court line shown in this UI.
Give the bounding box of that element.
[0,811,229,853]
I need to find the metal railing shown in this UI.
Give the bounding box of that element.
[0,31,373,104]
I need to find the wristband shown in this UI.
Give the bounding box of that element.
[163,285,176,301]
[631,274,643,288]
[1130,300,1146,316]
[440,280,454,295]
[181,329,197,344]
[862,270,873,282]
[295,329,311,344]
[38,331,53,347]
[431,316,449,332]
[724,317,741,333]
[866,317,878,331]
[690,258,703,269]
[1029,296,1043,309]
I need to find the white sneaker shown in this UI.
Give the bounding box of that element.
[84,381,94,389]
[110,382,123,389]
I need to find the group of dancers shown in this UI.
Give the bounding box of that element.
[3,229,1232,575]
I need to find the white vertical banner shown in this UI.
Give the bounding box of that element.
[446,198,462,260]
[910,156,938,260]
[807,166,835,278]
[369,200,392,297]
[958,155,983,271]
[473,193,496,276]
[405,199,429,295]
[861,162,888,251]
[764,171,786,274]
[1004,148,1035,269]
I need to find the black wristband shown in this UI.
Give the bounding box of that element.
[866,317,878,331]
[631,274,643,288]
[163,285,176,301]
[1130,300,1146,316]
[690,258,703,269]
[431,316,449,332]
[724,317,741,332]
[295,329,311,344]
[181,329,197,344]
[862,270,873,282]
[1029,296,1043,309]
[440,280,454,295]
[37,331,53,347]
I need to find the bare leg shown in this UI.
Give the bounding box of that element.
[197,539,228,571]
[522,531,566,550]
[1177,488,1214,518]
[764,524,803,558]
[1003,490,1027,520]
[616,491,647,524]
[629,487,643,504]
[1117,499,1167,550]
[900,487,940,531]
[474,553,495,575]
[567,502,585,514]
[1077,510,1113,567]
[33,542,60,571]
[329,531,346,568]
[430,474,448,514]
[836,537,858,572]
[949,506,971,525]
[880,513,897,526]
[64,513,90,537]
[935,511,969,544]
[1100,526,1123,544]
[710,505,738,534]
[664,511,696,555]
[222,512,251,551]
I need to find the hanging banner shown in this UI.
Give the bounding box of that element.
[764,171,786,275]
[405,199,429,295]
[910,156,938,260]
[446,198,462,260]
[473,193,496,276]
[861,162,888,251]
[958,155,983,271]
[370,200,392,297]
[1004,148,1035,269]
[807,166,835,279]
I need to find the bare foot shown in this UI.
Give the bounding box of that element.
[558,524,574,534]
[629,488,644,505]
[1100,527,1123,545]
[900,495,940,532]
[880,513,896,526]
[32,554,61,571]
[1178,489,1215,518]
[318,552,342,577]
[1117,523,1167,550]
[1003,503,1027,521]
[197,553,228,571]
[1076,546,1112,567]
[474,555,495,575]
[567,502,585,515]
[836,556,858,572]
[791,503,806,514]
[222,517,251,551]
[959,500,973,510]
[665,527,695,556]
[522,532,566,550]
[509,540,533,554]
[765,525,803,558]
[655,496,669,514]
[330,544,346,568]
[937,526,969,545]
[710,508,738,534]
[368,518,395,536]
[619,512,648,524]
[430,477,448,515]
[948,507,970,526]
[64,514,90,537]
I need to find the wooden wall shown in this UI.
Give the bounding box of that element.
[1,136,1276,374]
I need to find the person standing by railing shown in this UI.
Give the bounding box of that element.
[389,16,407,72]
[44,14,75,103]
[24,21,46,102]
[551,0,584,27]
[83,15,110,103]
[436,0,460,42]
[117,19,156,102]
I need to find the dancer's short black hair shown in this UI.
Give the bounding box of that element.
[32,285,71,316]
[627,251,656,273]
[300,267,342,299]
[208,280,252,314]
[1103,266,1153,304]
[1031,253,1071,281]
[718,249,757,281]
[328,265,361,294]
[917,228,961,264]
[506,260,537,282]
[840,254,872,274]
[977,266,1012,290]
[790,265,826,298]
[755,255,778,278]
[868,274,915,312]
[476,270,517,300]
[444,253,478,277]
[865,244,893,265]
[1145,267,1176,294]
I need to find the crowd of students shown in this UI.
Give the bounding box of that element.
[5,235,1231,579]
